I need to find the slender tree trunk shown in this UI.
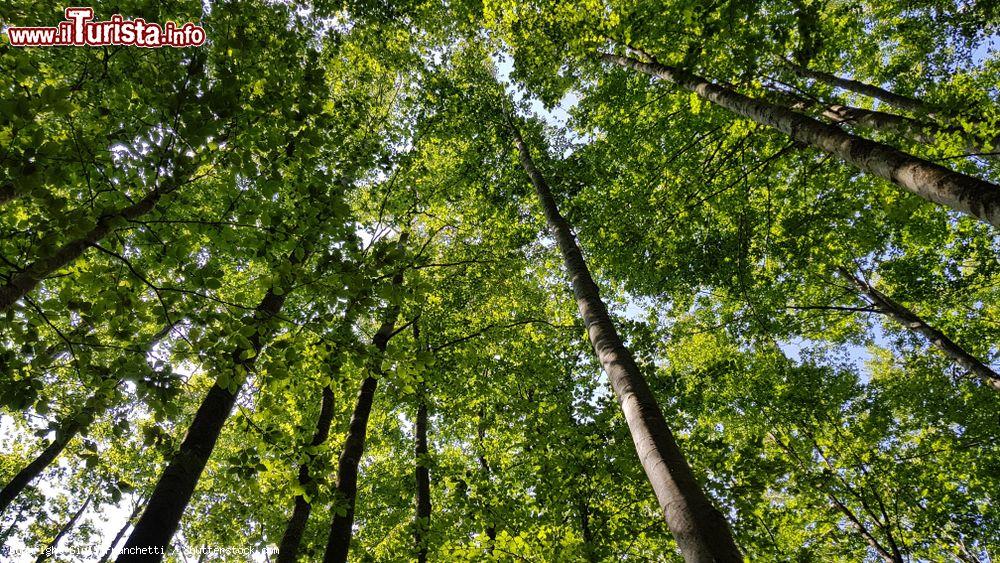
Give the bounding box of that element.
[578,497,597,563]
[838,267,1000,391]
[508,118,742,562]
[0,418,82,518]
[411,320,432,563]
[601,51,1000,228]
[475,411,496,553]
[414,397,431,563]
[768,88,996,156]
[35,495,91,563]
[0,167,189,313]
[118,241,307,561]
[98,497,145,563]
[782,59,934,116]
[0,503,27,546]
[0,322,176,517]
[323,244,406,563]
[277,386,336,563]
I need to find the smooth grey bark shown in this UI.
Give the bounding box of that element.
[509,119,742,562]
[783,59,934,116]
[602,51,1000,228]
[839,267,1000,391]
[0,167,190,313]
[35,495,91,563]
[767,88,998,156]
[277,385,336,563]
[323,241,406,563]
[821,104,1000,157]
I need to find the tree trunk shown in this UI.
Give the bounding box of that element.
[323,246,406,563]
[838,267,1000,391]
[35,495,91,563]
[578,497,597,563]
[0,322,175,517]
[476,413,496,553]
[118,271,296,561]
[98,498,145,563]
[414,397,431,563]
[783,59,934,116]
[412,321,432,563]
[508,118,742,562]
[601,51,1000,228]
[769,89,996,156]
[0,418,82,518]
[277,386,336,563]
[0,168,189,313]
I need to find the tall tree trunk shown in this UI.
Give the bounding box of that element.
[578,497,597,563]
[35,495,91,563]
[118,242,308,561]
[601,51,1000,228]
[476,412,496,553]
[838,267,1000,391]
[277,386,336,563]
[412,320,432,563]
[782,59,934,116]
[0,322,176,517]
[508,118,742,562]
[769,88,996,156]
[0,417,83,518]
[0,167,190,313]
[98,497,145,563]
[413,397,431,563]
[323,243,406,563]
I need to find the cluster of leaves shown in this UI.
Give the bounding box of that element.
[2,0,998,562]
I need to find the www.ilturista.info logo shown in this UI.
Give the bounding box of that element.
[6,7,206,47]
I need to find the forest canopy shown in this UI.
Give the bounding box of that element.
[1,0,998,561]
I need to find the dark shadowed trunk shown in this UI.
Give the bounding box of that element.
[277,386,336,563]
[0,183,17,206]
[0,417,83,518]
[602,51,1000,228]
[118,242,304,561]
[783,59,935,116]
[414,397,431,563]
[323,243,406,563]
[476,412,496,553]
[508,118,742,562]
[0,323,175,517]
[35,495,91,563]
[412,322,432,563]
[578,497,597,563]
[839,266,1000,391]
[0,168,190,313]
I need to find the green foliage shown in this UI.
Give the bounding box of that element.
[2,0,998,561]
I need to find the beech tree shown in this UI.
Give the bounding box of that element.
[2,1,998,562]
